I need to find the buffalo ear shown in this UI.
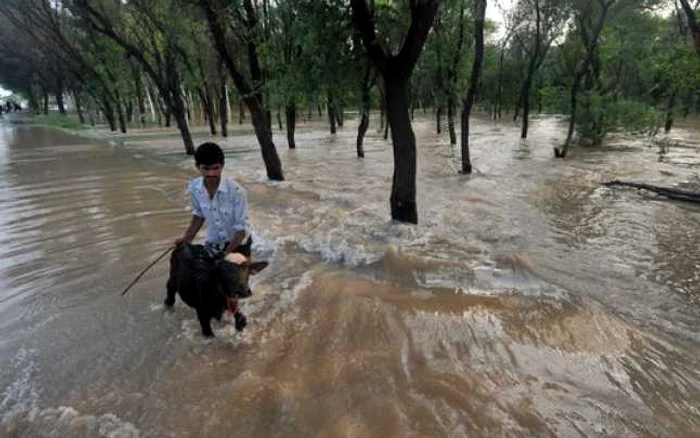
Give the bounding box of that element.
[249,261,268,275]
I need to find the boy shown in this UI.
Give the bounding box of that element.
[174,142,252,326]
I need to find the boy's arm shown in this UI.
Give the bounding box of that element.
[224,186,249,255]
[179,215,205,244]
[175,186,205,246]
[224,230,246,255]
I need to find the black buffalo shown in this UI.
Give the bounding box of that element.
[164,244,268,337]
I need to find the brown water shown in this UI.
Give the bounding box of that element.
[1,115,699,437]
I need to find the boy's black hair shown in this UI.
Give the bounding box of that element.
[194,142,225,166]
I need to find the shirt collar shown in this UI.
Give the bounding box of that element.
[197,176,228,194]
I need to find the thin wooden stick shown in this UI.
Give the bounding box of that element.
[121,246,174,296]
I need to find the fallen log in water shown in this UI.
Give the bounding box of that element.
[602,180,700,203]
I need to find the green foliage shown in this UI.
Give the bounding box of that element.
[0,0,696,155]
[30,114,87,130]
[576,92,662,145]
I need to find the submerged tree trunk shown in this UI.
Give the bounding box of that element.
[219,83,229,137]
[436,106,442,134]
[379,89,386,132]
[336,104,344,127]
[356,68,373,158]
[520,76,533,139]
[199,88,217,136]
[350,0,439,224]
[383,112,390,140]
[201,0,283,180]
[460,0,487,174]
[603,180,700,203]
[447,97,457,145]
[132,65,146,126]
[386,79,418,223]
[248,99,284,179]
[495,39,507,119]
[556,73,583,158]
[164,104,172,127]
[169,81,195,155]
[102,98,117,132]
[116,96,127,133]
[327,92,337,134]
[74,92,85,124]
[664,91,677,133]
[556,1,613,157]
[56,90,66,115]
[286,102,296,149]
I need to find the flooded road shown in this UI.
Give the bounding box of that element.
[1,115,699,437]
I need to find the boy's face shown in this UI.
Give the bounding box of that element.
[198,163,224,183]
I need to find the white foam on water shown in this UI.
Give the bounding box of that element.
[1,347,39,424]
[5,405,140,437]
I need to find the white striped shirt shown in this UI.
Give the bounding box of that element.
[188,176,249,247]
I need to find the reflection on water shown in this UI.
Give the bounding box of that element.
[0,117,699,437]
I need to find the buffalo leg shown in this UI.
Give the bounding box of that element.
[197,308,215,337]
[164,256,178,307]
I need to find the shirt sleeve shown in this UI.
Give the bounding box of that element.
[189,183,204,218]
[231,185,248,232]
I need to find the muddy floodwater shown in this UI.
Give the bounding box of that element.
[1,114,699,437]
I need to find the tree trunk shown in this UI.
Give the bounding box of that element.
[199,88,217,136]
[115,95,127,134]
[678,0,700,57]
[385,78,417,223]
[603,180,700,203]
[286,102,296,149]
[277,107,283,131]
[170,89,195,155]
[43,91,49,115]
[200,0,283,180]
[74,92,85,124]
[357,72,372,158]
[383,111,390,140]
[379,90,386,132]
[447,97,457,145]
[26,87,39,113]
[239,100,245,124]
[247,98,284,180]
[350,0,439,224]
[520,50,539,138]
[327,92,337,134]
[164,105,172,127]
[132,66,146,126]
[664,91,676,133]
[461,0,487,174]
[102,98,117,132]
[520,75,533,139]
[126,100,134,124]
[556,73,583,158]
[56,90,66,115]
[496,41,506,119]
[336,106,344,127]
[436,106,442,134]
[219,83,229,137]
[145,84,157,124]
